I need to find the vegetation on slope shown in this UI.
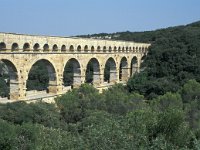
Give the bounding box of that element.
[0,21,200,149]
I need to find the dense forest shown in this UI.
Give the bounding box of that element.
[0,21,200,149]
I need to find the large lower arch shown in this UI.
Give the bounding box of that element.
[0,59,18,99]
[26,59,57,94]
[85,58,100,85]
[63,58,81,88]
[104,57,117,83]
[130,56,138,76]
[119,57,129,81]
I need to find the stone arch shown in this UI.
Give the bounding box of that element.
[122,47,125,52]
[114,46,117,52]
[63,58,81,88]
[33,43,40,51]
[126,46,129,51]
[43,44,49,51]
[0,42,6,51]
[103,46,106,52]
[91,46,95,52]
[97,46,101,52]
[61,45,66,52]
[26,59,57,94]
[130,56,138,76]
[84,45,88,52]
[77,45,81,51]
[11,43,19,51]
[69,45,74,51]
[85,58,100,85]
[119,57,128,81]
[53,44,58,51]
[136,47,138,52]
[109,46,112,52]
[23,43,30,51]
[104,57,117,83]
[118,46,121,52]
[133,47,135,52]
[0,59,19,99]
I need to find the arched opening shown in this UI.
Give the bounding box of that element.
[33,43,40,51]
[61,45,66,52]
[85,58,100,85]
[0,59,18,100]
[91,46,95,52]
[139,47,142,53]
[109,46,112,52]
[53,44,58,51]
[129,47,132,51]
[103,46,106,52]
[63,58,81,89]
[11,43,19,51]
[122,47,125,52]
[142,47,145,52]
[114,46,117,52]
[77,45,81,51]
[26,59,57,95]
[118,46,121,52]
[69,45,74,51]
[136,47,138,52]
[104,57,117,83]
[133,47,135,52]
[97,46,101,52]
[126,47,129,52]
[130,56,138,76]
[119,57,128,81]
[0,42,6,51]
[43,44,49,51]
[23,43,30,51]
[84,45,88,52]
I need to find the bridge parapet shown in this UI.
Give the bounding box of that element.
[0,32,150,53]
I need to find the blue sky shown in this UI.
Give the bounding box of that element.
[0,0,200,36]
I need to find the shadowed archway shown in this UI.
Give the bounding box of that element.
[119,57,128,81]
[0,59,18,99]
[130,56,138,76]
[104,58,117,83]
[85,58,100,85]
[27,59,57,94]
[63,58,81,88]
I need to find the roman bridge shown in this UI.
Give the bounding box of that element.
[0,33,150,101]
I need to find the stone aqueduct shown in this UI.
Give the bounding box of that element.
[0,33,150,101]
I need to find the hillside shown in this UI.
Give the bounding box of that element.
[79,21,200,99]
[1,21,200,149]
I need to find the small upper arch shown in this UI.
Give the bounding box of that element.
[43,44,49,51]
[91,46,95,52]
[77,45,81,51]
[61,45,66,52]
[52,44,58,51]
[103,46,106,52]
[97,46,101,52]
[11,43,19,51]
[84,45,88,52]
[69,45,74,51]
[23,43,30,51]
[109,46,112,52]
[33,43,40,51]
[0,42,6,51]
